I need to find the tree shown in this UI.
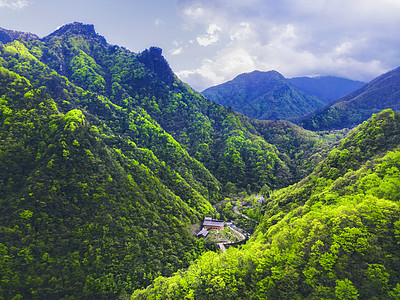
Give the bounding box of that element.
[259,184,270,197]
[335,279,359,300]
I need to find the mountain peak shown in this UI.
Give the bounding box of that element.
[234,70,285,82]
[44,22,107,44]
[203,69,323,120]
[138,46,175,84]
[51,22,96,36]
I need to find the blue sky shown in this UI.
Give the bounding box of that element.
[1,0,400,91]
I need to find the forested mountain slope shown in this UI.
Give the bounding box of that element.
[248,118,346,182]
[17,22,336,191]
[202,70,324,121]
[132,109,400,299]
[0,39,217,299]
[0,23,336,298]
[22,23,288,191]
[301,67,400,130]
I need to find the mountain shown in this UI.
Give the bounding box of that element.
[0,27,219,299]
[202,70,324,121]
[289,76,366,104]
[300,67,400,130]
[0,23,336,299]
[132,109,400,299]
[3,22,400,300]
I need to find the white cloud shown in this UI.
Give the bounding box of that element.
[178,47,257,90]
[0,0,30,9]
[169,40,185,55]
[170,47,183,55]
[196,35,218,47]
[207,24,221,35]
[196,23,221,46]
[154,19,165,26]
[183,6,205,19]
[176,0,400,90]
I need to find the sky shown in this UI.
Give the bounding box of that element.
[1,0,400,91]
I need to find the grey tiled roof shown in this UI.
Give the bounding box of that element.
[203,219,224,227]
[197,228,209,237]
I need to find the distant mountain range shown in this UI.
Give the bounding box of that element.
[288,76,365,104]
[203,68,400,131]
[202,70,324,120]
[202,70,366,121]
[300,67,400,130]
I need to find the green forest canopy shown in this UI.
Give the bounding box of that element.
[1,23,398,299]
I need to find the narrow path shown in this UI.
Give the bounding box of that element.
[234,205,259,224]
[228,225,246,240]
[233,206,250,220]
[218,242,226,252]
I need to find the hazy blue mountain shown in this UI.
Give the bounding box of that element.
[202,70,324,120]
[289,75,366,104]
[300,67,400,130]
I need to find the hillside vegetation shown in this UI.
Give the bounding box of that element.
[3,22,398,299]
[132,109,400,299]
[0,23,337,299]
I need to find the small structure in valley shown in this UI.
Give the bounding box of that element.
[196,228,209,238]
[203,217,225,230]
[196,217,225,238]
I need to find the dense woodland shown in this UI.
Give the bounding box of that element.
[133,109,400,299]
[0,22,399,299]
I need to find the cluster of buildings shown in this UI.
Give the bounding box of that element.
[196,217,224,238]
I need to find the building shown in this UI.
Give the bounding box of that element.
[203,217,225,230]
[196,228,209,238]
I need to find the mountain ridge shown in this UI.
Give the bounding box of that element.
[202,70,324,120]
[4,22,399,299]
[300,66,400,130]
[288,75,366,104]
[0,27,39,44]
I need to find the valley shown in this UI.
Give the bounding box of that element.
[0,22,400,299]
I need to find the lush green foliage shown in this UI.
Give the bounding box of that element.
[0,63,214,299]
[249,118,346,183]
[0,23,336,299]
[132,110,400,299]
[20,23,330,192]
